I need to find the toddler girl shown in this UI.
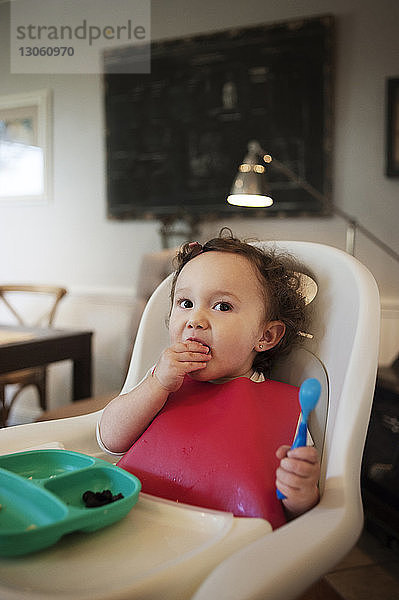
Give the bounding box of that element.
[99,231,320,527]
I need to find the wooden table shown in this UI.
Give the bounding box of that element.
[0,326,93,401]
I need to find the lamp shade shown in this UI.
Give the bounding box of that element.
[227,168,273,207]
[227,141,273,207]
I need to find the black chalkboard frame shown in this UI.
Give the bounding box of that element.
[104,15,334,221]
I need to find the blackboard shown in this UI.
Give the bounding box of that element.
[104,15,334,220]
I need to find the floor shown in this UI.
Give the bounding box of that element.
[300,525,399,600]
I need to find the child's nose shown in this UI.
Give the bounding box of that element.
[187,320,205,329]
[187,310,208,329]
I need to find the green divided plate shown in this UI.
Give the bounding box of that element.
[0,449,141,557]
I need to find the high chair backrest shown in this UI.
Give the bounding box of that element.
[122,242,379,523]
[0,285,67,328]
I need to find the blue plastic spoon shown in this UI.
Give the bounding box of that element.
[277,378,321,500]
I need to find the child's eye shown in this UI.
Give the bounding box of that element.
[214,302,232,312]
[178,299,193,309]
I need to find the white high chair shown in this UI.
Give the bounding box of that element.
[0,241,380,600]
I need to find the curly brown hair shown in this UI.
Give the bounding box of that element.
[169,228,310,377]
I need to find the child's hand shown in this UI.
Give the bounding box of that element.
[153,340,211,392]
[275,445,320,518]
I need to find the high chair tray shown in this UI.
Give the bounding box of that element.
[0,420,272,600]
[0,449,141,557]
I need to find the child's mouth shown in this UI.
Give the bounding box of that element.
[186,337,211,353]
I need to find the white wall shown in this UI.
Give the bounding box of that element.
[1,0,399,420]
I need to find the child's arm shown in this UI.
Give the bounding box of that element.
[99,340,211,454]
[275,445,320,519]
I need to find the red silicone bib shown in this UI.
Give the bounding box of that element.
[118,376,299,529]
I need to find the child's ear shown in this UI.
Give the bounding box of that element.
[255,321,285,352]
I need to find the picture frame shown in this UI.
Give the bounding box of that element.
[104,15,334,221]
[0,89,52,203]
[386,77,399,177]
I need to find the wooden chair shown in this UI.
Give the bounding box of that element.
[0,285,67,426]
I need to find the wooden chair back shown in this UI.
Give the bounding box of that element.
[0,285,67,328]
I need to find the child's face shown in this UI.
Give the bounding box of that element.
[169,251,283,382]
